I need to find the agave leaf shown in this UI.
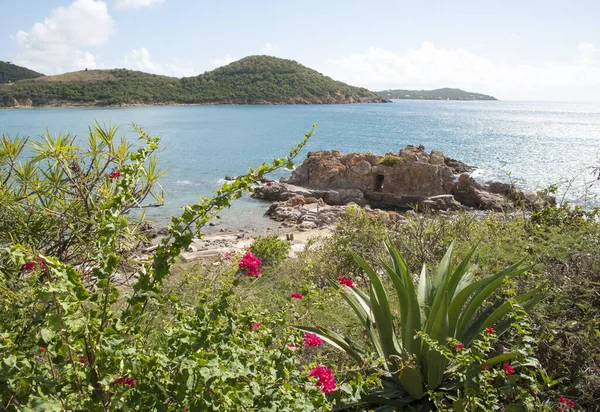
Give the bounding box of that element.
[446,242,479,300]
[417,264,430,320]
[425,292,449,390]
[384,241,421,355]
[295,326,366,363]
[352,250,402,360]
[465,286,547,344]
[455,262,530,338]
[432,241,455,293]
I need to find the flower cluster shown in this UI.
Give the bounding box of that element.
[308,365,336,394]
[21,256,48,273]
[250,322,262,330]
[109,171,122,179]
[337,276,354,288]
[261,178,273,187]
[303,332,323,347]
[238,251,263,276]
[559,396,575,411]
[503,363,515,375]
[114,377,136,387]
[290,292,303,300]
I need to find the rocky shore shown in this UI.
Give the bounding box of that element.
[252,145,555,229]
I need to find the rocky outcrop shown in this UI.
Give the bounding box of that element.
[253,146,554,212]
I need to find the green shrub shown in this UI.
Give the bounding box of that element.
[0,124,328,411]
[379,154,401,166]
[250,235,291,267]
[299,240,546,409]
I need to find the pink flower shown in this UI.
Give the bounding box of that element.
[39,347,46,352]
[455,343,465,349]
[238,251,263,277]
[224,252,231,260]
[250,322,262,330]
[559,396,575,411]
[308,365,336,394]
[337,276,354,288]
[303,332,323,347]
[288,342,300,348]
[503,363,515,375]
[485,326,495,334]
[290,292,303,300]
[114,377,136,387]
[22,261,36,271]
[109,171,122,179]
[79,355,88,364]
[482,365,489,370]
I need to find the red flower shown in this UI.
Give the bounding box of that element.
[79,355,88,364]
[288,342,300,349]
[455,343,465,349]
[109,171,122,179]
[337,276,354,288]
[303,332,323,347]
[250,322,261,330]
[39,347,46,352]
[503,363,515,375]
[22,261,36,271]
[482,365,489,370]
[559,396,575,411]
[308,365,336,394]
[290,292,303,300]
[224,252,231,260]
[238,251,263,277]
[114,377,136,387]
[485,326,495,334]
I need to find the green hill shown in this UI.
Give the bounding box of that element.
[376,87,497,101]
[0,56,386,107]
[0,61,44,83]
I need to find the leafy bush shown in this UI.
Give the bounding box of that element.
[0,124,331,411]
[379,154,402,166]
[0,122,164,265]
[250,235,291,267]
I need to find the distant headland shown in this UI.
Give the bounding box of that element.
[0,56,387,108]
[376,88,497,101]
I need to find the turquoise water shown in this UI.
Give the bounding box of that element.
[1,101,599,228]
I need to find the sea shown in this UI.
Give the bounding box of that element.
[1,100,599,231]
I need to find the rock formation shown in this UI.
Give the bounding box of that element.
[253,146,554,220]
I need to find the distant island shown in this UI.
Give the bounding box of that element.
[0,61,44,84]
[0,56,387,108]
[376,88,497,101]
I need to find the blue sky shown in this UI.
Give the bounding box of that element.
[1,0,599,101]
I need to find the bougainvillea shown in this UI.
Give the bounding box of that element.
[238,251,263,276]
[308,366,336,394]
[303,332,323,347]
[337,276,354,288]
[290,292,303,300]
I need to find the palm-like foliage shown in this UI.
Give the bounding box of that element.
[299,240,546,404]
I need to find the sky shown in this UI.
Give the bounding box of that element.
[1,0,599,101]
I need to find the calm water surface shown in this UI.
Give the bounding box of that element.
[1,101,599,228]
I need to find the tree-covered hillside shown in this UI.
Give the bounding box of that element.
[0,61,44,83]
[0,56,386,107]
[377,87,497,101]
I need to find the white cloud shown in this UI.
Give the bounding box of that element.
[124,47,196,77]
[209,54,236,68]
[325,42,600,101]
[12,0,113,74]
[261,42,280,55]
[114,0,164,10]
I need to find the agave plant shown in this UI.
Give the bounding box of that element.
[298,240,546,405]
